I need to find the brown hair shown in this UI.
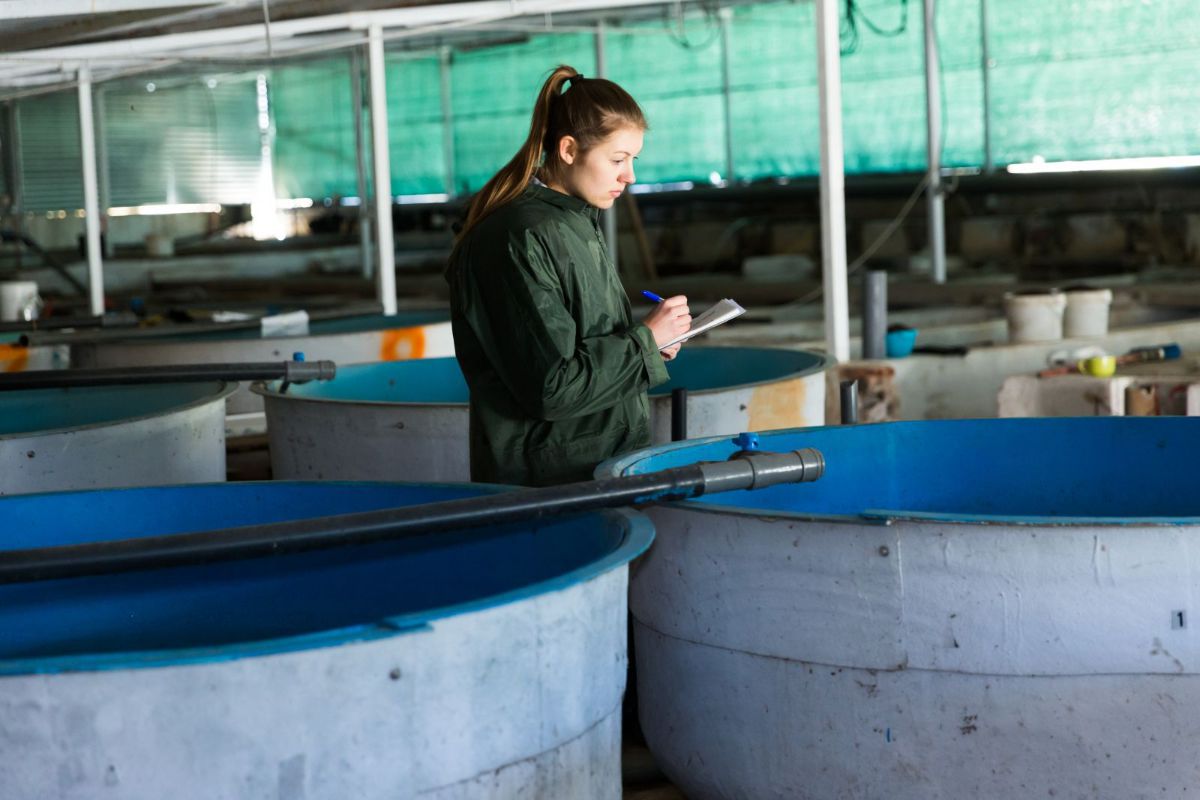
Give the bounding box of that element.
[457,65,647,240]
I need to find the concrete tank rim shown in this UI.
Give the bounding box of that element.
[649,345,834,399]
[251,346,835,407]
[249,377,468,409]
[629,499,1200,528]
[0,480,654,677]
[597,419,1200,527]
[0,380,237,441]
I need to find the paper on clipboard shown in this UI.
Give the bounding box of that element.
[659,298,745,350]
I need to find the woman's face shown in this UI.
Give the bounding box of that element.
[554,125,644,210]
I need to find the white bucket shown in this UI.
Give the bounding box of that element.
[0,281,40,322]
[1063,288,1113,337]
[145,233,175,258]
[1004,291,1066,343]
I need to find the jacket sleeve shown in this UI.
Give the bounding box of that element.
[461,227,669,421]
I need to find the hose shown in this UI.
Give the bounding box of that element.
[0,360,336,391]
[0,448,825,584]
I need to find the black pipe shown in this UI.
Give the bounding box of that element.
[20,303,386,347]
[0,448,825,584]
[0,360,336,391]
[671,387,688,441]
[840,379,859,424]
[0,312,138,335]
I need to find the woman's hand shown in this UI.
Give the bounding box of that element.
[661,343,682,361]
[643,295,691,349]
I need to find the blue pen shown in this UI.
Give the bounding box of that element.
[641,290,664,303]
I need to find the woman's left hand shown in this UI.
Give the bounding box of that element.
[661,343,682,361]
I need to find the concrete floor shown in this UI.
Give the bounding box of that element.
[623,742,685,799]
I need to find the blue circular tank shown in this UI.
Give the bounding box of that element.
[0,481,651,798]
[258,347,830,482]
[0,381,233,496]
[607,416,1200,520]
[599,418,1200,799]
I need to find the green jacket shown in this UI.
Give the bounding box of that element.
[445,184,669,486]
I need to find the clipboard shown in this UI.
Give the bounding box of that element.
[660,298,745,350]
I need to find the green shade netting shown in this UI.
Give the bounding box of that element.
[7,0,1200,207]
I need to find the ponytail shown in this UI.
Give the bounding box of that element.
[457,64,646,241]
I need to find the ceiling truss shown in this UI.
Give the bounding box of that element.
[0,0,743,98]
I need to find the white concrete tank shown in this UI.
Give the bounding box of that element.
[257,346,830,482]
[0,330,67,373]
[0,380,233,495]
[0,480,652,799]
[70,311,453,421]
[599,417,1200,799]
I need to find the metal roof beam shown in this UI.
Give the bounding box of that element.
[0,0,680,65]
[0,0,238,21]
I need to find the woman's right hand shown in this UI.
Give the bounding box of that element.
[643,295,691,349]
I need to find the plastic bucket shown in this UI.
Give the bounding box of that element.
[144,233,175,258]
[1004,291,1066,343]
[885,327,918,358]
[1063,288,1113,337]
[0,281,40,322]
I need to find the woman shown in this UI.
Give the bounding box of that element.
[446,65,691,486]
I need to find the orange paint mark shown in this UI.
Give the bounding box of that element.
[747,378,810,432]
[0,344,29,373]
[380,327,427,361]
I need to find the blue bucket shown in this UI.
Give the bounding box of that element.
[885,327,918,358]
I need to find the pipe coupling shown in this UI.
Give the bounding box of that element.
[283,359,337,383]
[699,448,825,493]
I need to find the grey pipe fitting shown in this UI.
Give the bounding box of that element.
[700,448,825,493]
[283,360,337,383]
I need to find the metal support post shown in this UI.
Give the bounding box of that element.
[979,0,993,174]
[594,22,619,270]
[439,45,456,198]
[95,85,114,258]
[719,7,735,184]
[77,64,105,316]
[367,25,397,315]
[923,0,947,284]
[1,102,21,225]
[815,0,850,362]
[350,48,373,280]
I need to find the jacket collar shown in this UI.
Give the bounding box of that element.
[527,182,598,218]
